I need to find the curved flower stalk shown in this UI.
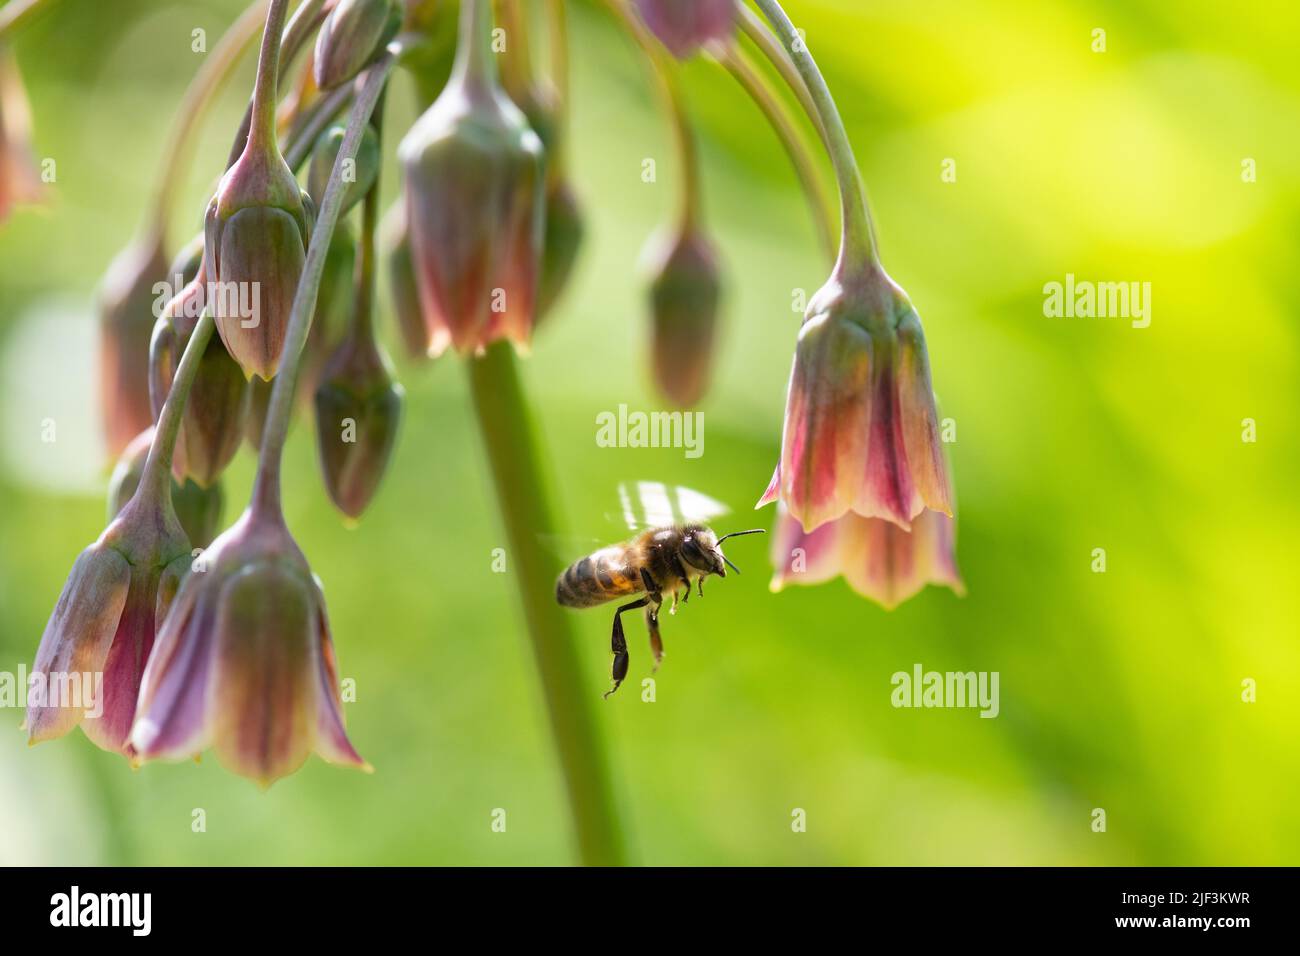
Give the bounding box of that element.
[109,427,224,550]
[607,0,724,409]
[397,0,545,356]
[27,313,218,755]
[131,51,397,786]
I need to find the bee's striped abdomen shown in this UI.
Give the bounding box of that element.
[555,544,642,608]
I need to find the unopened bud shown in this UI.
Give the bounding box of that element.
[537,180,585,321]
[307,122,381,215]
[98,234,169,456]
[644,226,722,408]
[313,331,404,520]
[314,0,402,91]
[633,0,737,59]
[205,136,315,381]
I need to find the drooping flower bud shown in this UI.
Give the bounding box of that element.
[537,179,584,320]
[130,501,369,786]
[769,503,963,609]
[307,122,381,215]
[643,225,721,408]
[382,202,431,360]
[397,0,545,356]
[757,266,953,532]
[149,258,250,488]
[0,43,46,223]
[313,336,403,520]
[633,0,737,60]
[108,427,224,549]
[205,8,315,382]
[314,0,401,91]
[28,431,192,755]
[98,233,169,457]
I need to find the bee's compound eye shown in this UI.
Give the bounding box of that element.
[680,538,707,570]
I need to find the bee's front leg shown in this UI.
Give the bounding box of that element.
[605,596,650,699]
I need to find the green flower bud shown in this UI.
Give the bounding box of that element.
[381,202,431,360]
[644,226,722,408]
[204,134,315,381]
[149,272,250,488]
[313,328,404,520]
[537,180,584,321]
[307,122,381,216]
[314,0,402,91]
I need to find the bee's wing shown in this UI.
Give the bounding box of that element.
[605,481,732,532]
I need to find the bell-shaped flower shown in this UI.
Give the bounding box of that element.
[397,0,545,357]
[633,0,737,60]
[27,432,192,754]
[758,267,952,532]
[769,503,963,609]
[130,498,369,787]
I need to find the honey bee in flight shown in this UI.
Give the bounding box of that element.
[555,524,765,698]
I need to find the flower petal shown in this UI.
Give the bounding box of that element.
[26,545,130,745]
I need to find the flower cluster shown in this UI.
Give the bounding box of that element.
[7,0,965,787]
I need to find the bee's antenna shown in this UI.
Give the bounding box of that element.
[717,528,765,575]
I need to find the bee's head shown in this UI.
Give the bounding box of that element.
[681,526,766,578]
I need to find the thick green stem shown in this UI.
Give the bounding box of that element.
[714,42,836,263]
[606,0,701,231]
[246,0,289,153]
[137,311,216,508]
[149,0,269,241]
[469,342,626,867]
[750,0,878,272]
[252,54,396,517]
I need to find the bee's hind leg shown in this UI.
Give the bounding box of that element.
[645,605,664,671]
[605,597,649,699]
[637,568,666,671]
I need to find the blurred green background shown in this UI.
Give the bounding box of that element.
[1,0,1297,865]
